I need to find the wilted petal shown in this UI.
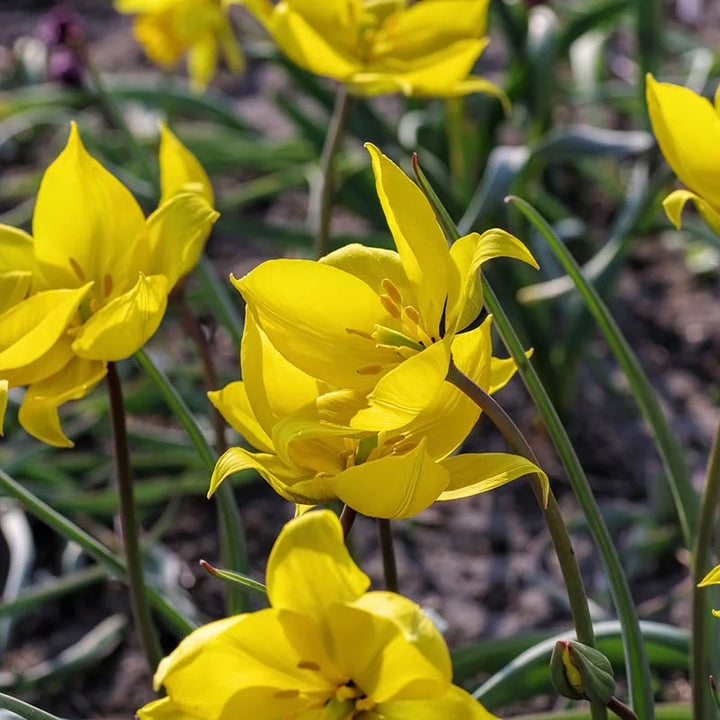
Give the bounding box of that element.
[208,381,274,453]
[366,144,449,338]
[235,259,395,390]
[72,274,169,361]
[159,123,214,205]
[18,356,107,447]
[266,509,370,621]
[33,123,149,291]
[646,74,720,209]
[438,453,547,503]
[145,192,219,288]
[323,438,449,518]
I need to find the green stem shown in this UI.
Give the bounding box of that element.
[378,518,398,593]
[412,157,654,719]
[313,85,352,259]
[107,362,163,672]
[608,696,640,720]
[0,469,195,636]
[135,348,249,614]
[446,363,606,720]
[691,414,720,720]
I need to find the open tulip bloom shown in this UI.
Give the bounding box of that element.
[647,74,720,236]
[238,0,504,99]
[0,123,218,447]
[208,289,546,519]
[115,0,243,92]
[138,509,499,719]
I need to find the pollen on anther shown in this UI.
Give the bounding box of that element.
[380,294,402,319]
[103,273,114,297]
[68,257,85,283]
[298,661,321,672]
[357,365,383,375]
[403,305,421,325]
[273,689,300,699]
[381,278,402,304]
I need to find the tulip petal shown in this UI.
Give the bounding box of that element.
[0,284,91,370]
[662,188,720,235]
[0,225,38,276]
[72,273,169,361]
[208,381,274,453]
[145,192,218,288]
[438,452,547,503]
[241,310,323,438]
[132,13,185,67]
[490,354,521,394]
[380,685,499,719]
[0,272,32,314]
[447,229,538,333]
[323,438,449,518]
[209,446,320,503]
[699,563,720,587]
[187,33,218,92]
[33,123,149,291]
[18,356,107,447]
[351,340,452,431]
[268,3,360,79]
[235,259,395,390]
[2,335,74,387]
[266,509,370,621]
[156,610,332,715]
[137,698,199,720]
[0,379,7,435]
[159,123,214,205]
[326,601,448,704]
[218,14,244,74]
[646,75,720,209]
[399,319,492,459]
[366,144,449,338]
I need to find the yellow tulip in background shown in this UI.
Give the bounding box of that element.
[647,74,720,235]
[235,144,538,432]
[238,0,504,99]
[0,123,218,447]
[209,310,547,518]
[115,0,243,91]
[138,509,499,720]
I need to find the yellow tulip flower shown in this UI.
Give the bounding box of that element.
[646,74,720,235]
[208,307,546,519]
[234,144,537,432]
[0,123,218,447]
[115,0,243,92]
[238,0,504,98]
[138,509,499,720]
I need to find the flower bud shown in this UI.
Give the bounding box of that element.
[550,640,615,705]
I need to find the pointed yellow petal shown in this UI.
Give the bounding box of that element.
[379,685,500,719]
[438,452,547,503]
[137,698,199,720]
[0,379,7,435]
[447,229,537,333]
[699,563,720,587]
[132,13,184,68]
[1,335,74,388]
[187,34,218,92]
[72,274,168,361]
[235,259,394,390]
[145,192,218,288]
[662,188,720,235]
[18,357,107,447]
[366,144,449,338]
[400,319,492,459]
[159,123,214,205]
[0,284,91,371]
[324,438,449,518]
[0,225,38,276]
[646,74,720,209]
[33,123,149,291]
[266,509,369,620]
[0,272,32,315]
[218,15,244,74]
[352,340,452,431]
[208,381,274,453]
[240,310,323,438]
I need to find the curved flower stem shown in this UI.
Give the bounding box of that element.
[378,518,399,593]
[446,361,606,720]
[312,84,352,259]
[106,362,163,672]
[340,505,357,539]
[691,414,720,720]
[608,696,640,720]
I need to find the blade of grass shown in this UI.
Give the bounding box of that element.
[0,469,195,636]
[0,693,63,720]
[412,159,654,719]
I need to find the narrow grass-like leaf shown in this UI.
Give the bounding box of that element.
[0,693,62,720]
[200,560,268,598]
[511,706,689,720]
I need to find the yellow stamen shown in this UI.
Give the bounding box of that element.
[357,365,383,375]
[380,294,402,319]
[68,257,85,282]
[345,328,374,340]
[297,660,321,671]
[380,278,403,304]
[355,696,375,712]
[336,685,359,702]
[274,689,299,699]
[103,273,114,298]
[403,305,420,325]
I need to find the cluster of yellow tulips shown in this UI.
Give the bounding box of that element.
[4,0,720,718]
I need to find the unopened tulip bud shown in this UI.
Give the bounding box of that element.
[550,640,615,705]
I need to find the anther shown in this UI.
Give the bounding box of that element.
[355,697,375,712]
[380,294,402,319]
[345,328,374,340]
[103,273,113,297]
[336,685,358,702]
[274,689,300,699]
[298,661,321,671]
[403,305,420,325]
[356,365,383,375]
[380,278,402,304]
[68,257,85,282]
[391,441,416,456]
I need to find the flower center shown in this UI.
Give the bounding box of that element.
[327,681,377,719]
